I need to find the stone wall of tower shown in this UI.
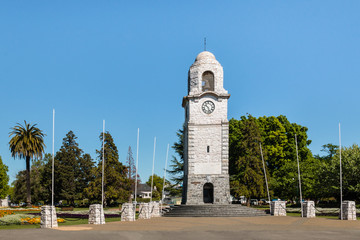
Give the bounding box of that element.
[182,51,230,205]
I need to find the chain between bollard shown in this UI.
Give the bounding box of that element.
[314,206,340,214]
[138,206,143,215]
[150,206,154,214]
[119,206,127,214]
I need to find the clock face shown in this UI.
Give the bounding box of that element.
[202,101,215,114]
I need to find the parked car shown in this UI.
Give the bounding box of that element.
[259,199,270,205]
[250,199,259,206]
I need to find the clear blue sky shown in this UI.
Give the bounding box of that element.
[1,1,360,184]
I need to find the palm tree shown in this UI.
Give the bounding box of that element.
[9,121,45,206]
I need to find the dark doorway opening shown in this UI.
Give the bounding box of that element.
[203,183,214,204]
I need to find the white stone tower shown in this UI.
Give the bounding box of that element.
[182,51,230,205]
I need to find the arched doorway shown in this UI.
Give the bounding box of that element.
[203,183,214,204]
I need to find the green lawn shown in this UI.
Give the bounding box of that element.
[0,224,39,230]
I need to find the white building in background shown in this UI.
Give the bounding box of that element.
[0,197,9,207]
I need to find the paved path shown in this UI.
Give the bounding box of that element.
[3,216,360,239]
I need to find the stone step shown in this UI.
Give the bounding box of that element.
[163,205,268,217]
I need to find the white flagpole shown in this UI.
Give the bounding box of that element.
[295,134,303,218]
[150,137,156,202]
[339,123,343,220]
[52,109,55,207]
[259,143,271,214]
[134,128,140,220]
[161,144,169,211]
[51,109,55,228]
[102,120,105,210]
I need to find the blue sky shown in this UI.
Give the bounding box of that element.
[1,1,360,184]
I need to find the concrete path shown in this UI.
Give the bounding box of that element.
[3,216,360,240]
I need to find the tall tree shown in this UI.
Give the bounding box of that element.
[314,144,339,161]
[168,127,184,185]
[55,131,84,205]
[41,153,61,203]
[77,153,95,199]
[85,132,131,205]
[11,158,46,204]
[323,144,360,201]
[125,146,141,202]
[229,115,267,206]
[0,156,9,199]
[9,121,45,206]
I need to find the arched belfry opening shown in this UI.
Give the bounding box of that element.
[202,71,214,92]
[203,183,214,204]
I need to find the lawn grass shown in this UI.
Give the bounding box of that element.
[0,224,39,230]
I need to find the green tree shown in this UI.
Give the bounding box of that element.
[146,174,169,201]
[126,146,137,202]
[77,153,95,199]
[323,144,360,201]
[55,131,83,205]
[41,153,60,203]
[167,127,184,185]
[314,144,339,161]
[229,115,267,206]
[85,132,131,205]
[0,156,9,199]
[9,121,45,206]
[11,157,46,204]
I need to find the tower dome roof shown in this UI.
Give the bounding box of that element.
[195,51,216,61]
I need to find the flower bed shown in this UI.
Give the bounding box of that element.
[29,212,120,219]
[0,210,14,218]
[20,217,65,225]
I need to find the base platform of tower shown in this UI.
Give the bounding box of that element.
[162,205,268,217]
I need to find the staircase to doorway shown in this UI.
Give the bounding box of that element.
[162,204,268,217]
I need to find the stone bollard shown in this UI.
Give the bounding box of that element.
[270,201,286,216]
[302,201,316,218]
[341,201,357,220]
[88,204,105,224]
[149,201,161,217]
[138,203,150,219]
[121,203,136,221]
[40,205,58,228]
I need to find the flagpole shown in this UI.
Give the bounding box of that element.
[52,109,55,207]
[295,134,303,218]
[259,143,271,214]
[134,128,140,220]
[51,109,55,228]
[161,144,169,213]
[339,123,343,220]
[101,120,105,217]
[150,137,156,202]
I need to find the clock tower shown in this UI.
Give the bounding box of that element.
[182,51,231,205]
